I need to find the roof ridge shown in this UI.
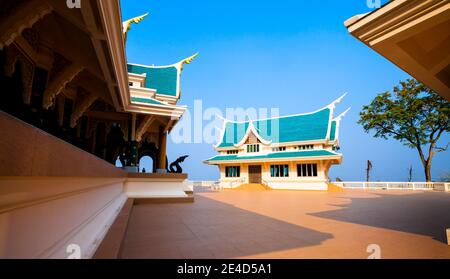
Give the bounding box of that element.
[127,53,198,69]
[217,93,347,124]
[128,62,178,69]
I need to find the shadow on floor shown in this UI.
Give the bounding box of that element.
[121,195,333,258]
[309,191,450,243]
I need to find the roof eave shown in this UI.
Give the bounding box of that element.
[97,0,130,111]
[205,154,343,165]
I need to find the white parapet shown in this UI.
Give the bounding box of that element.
[266,181,328,191]
[125,173,189,198]
[334,181,450,191]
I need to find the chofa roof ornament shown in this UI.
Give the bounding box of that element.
[122,13,149,42]
[178,52,199,71]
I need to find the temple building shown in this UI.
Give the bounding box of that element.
[205,95,350,191]
[0,0,195,258]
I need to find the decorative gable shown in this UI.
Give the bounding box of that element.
[245,131,260,144]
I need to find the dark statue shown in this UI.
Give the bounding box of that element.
[168,155,189,173]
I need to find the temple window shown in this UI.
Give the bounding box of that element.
[297,144,314,150]
[297,164,318,177]
[270,164,289,177]
[225,166,240,177]
[272,147,286,152]
[247,144,260,153]
[227,150,238,155]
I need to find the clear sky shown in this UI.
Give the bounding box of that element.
[121,0,449,182]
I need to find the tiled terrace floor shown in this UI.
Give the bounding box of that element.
[120,189,450,259]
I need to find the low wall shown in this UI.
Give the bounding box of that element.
[266,181,328,191]
[0,111,128,259]
[0,111,125,177]
[0,112,190,258]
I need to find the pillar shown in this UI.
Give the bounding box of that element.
[157,127,167,173]
[123,114,139,173]
[129,141,138,166]
[131,113,136,141]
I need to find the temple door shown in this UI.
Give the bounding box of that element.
[248,165,262,184]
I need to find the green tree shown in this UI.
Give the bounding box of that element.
[358,79,449,182]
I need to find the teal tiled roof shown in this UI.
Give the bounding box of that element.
[217,108,331,148]
[128,64,178,97]
[131,96,166,106]
[329,120,337,141]
[205,150,340,163]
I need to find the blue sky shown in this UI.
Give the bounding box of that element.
[121,0,449,181]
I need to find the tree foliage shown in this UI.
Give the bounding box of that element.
[358,79,450,181]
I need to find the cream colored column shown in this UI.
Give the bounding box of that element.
[131,113,136,141]
[157,127,167,172]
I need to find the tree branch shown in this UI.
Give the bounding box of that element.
[374,123,416,146]
[435,142,449,153]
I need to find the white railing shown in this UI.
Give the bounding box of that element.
[189,178,245,190]
[189,180,221,190]
[225,178,246,189]
[190,181,219,187]
[261,179,272,189]
[190,181,450,192]
[334,181,450,191]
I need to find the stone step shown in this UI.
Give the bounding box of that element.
[328,183,346,192]
[233,183,271,191]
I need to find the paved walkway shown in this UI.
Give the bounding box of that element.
[121,189,450,258]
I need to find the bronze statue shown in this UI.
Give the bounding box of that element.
[168,155,189,173]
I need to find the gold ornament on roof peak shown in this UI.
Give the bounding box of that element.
[179,52,199,71]
[122,13,149,42]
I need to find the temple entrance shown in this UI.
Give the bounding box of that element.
[248,165,262,184]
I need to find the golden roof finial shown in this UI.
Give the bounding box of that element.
[179,52,199,71]
[122,13,149,42]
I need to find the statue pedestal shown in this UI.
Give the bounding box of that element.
[123,166,138,173]
[125,173,189,199]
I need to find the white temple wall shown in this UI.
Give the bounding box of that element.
[218,160,333,191]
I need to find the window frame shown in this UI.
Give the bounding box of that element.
[270,164,289,177]
[297,163,318,177]
[297,144,314,150]
[225,166,241,178]
[247,144,260,153]
[272,146,287,152]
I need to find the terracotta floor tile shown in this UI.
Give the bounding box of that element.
[120,190,450,259]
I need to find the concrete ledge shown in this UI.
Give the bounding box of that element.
[134,195,194,204]
[93,199,134,259]
[125,173,190,199]
[0,177,126,214]
[127,173,188,180]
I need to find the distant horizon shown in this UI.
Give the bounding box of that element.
[121,0,449,182]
